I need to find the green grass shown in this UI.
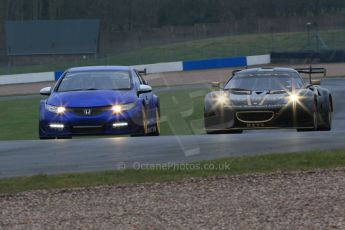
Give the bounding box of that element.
[0,88,208,140]
[1,29,345,75]
[1,149,345,194]
[159,88,208,135]
[0,98,41,140]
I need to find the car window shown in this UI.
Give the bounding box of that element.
[225,72,304,91]
[57,71,131,92]
[137,72,146,85]
[132,71,142,88]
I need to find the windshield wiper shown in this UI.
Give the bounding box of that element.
[111,88,130,91]
[58,88,101,92]
[58,89,84,92]
[85,88,101,91]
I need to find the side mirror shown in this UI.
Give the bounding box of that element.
[311,79,321,85]
[138,85,152,94]
[40,87,52,96]
[211,82,222,89]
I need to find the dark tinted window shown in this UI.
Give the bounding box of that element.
[57,71,131,92]
[132,71,142,88]
[136,72,146,84]
[225,72,304,91]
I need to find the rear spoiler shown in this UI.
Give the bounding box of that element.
[295,67,327,76]
[232,67,327,82]
[295,67,326,84]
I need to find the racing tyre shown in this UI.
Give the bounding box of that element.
[149,107,161,136]
[131,107,148,136]
[318,99,332,131]
[297,101,319,132]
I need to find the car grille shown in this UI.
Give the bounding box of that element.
[71,125,104,134]
[68,106,112,117]
[236,111,274,123]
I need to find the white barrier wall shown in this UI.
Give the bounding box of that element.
[0,54,271,85]
[0,72,55,85]
[246,54,271,66]
[132,61,183,74]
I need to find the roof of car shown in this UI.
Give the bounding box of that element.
[67,66,131,72]
[237,67,298,75]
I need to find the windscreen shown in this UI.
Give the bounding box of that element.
[224,72,304,91]
[57,71,131,92]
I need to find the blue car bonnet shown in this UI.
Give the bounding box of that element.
[47,90,137,107]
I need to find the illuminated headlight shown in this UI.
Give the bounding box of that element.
[216,94,229,104]
[112,105,122,114]
[113,122,128,128]
[289,94,300,103]
[112,103,136,114]
[46,104,66,114]
[49,123,64,129]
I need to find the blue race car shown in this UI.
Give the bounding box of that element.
[39,66,160,139]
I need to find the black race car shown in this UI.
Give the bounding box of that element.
[204,67,333,134]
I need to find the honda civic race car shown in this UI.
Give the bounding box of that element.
[204,67,333,134]
[39,66,160,139]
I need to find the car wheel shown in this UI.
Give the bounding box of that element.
[318,100,332,131]
[297,101,319,132]
[313,108,319,131]
[149,107,161,136]
[131,107,148,136]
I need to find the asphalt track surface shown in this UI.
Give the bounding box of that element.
[0,78,345,178]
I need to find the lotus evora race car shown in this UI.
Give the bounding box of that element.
[39,66,160,139]
[204,67,333,134]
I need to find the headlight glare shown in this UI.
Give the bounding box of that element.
[289,94,300,103]
[57,107,66,114]
[216,94,229,104]
[46,104,66,114]
[112,105,122,114]
[112,102,136,114]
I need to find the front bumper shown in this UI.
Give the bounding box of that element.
[39,107,143,137]
[204,103,314,131]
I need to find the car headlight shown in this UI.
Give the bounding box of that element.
[289,94,300,103]
[214,93,229,105]
[112,102,136,114]
[45,104,66,114]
